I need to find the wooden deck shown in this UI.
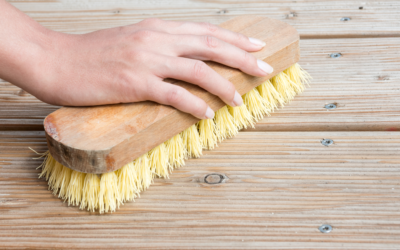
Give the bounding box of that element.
[1,0,400,249]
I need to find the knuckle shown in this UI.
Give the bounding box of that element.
[203,35,219,49]
[200,22,218,33]
[192,61,208,79]
[131,29,157,43]
[166,87,184,105]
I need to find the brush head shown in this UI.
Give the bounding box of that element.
[44,15,300,174]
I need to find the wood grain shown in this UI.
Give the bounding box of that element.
[44,16,300,174]
[253,37,400,131]
[1,131,400,249]
[7,0,400,38]
[2,37,400,132]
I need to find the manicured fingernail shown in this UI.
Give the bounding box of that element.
[257,59,274,74]
[249,37,266,47]
[232,91,243,107]
[205,107,215,119]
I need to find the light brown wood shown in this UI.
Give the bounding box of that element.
[1,131,400,249]
[2,37,400,132]
[253,37,400,131]
[8,0,400,38]
[44,16,300,174]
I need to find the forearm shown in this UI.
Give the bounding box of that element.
[0,0,53,92]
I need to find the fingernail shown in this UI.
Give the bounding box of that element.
[232,91,243,107]
[205,107,215,119]
[249,37,266,47]
[257,59,274,74]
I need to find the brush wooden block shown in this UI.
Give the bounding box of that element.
[44,15,300,174]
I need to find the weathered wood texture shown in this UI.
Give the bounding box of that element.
[1,131,400,249]
[1,0,400,249]
[0,81,58,130]
[8,0,400,38]
[2,37,400,132]
[254,37,400,131]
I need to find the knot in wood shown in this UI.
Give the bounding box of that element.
[204,173,227,184]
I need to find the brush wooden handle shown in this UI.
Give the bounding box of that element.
[44,15,300,173]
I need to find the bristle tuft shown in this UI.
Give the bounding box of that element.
[80,174,100,212]
[38,154,56,180]
[228,105,255,130]
[198,119,217,150]
[117,162,139,203]
[98,172,121,214]
[134,154,152,192]
[148,143,169,178]
[66,170,86,206]
[214,106,238,141]
[284,63,311,92]
[47,161,63,193]
[257,79,285,111]
[243,88,267,121]
[165,134,186,168]
[271,72,296,103]
[181,125,202,158]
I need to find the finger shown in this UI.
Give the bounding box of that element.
[170,34,273,77]
[145,78,215,120]
[137,18,264,52]
[152,54,244,107]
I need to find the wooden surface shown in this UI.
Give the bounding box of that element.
[1,131,400,249]
[45,15,300,174]
[8,0,400,38]
[1,0,400,249]
[2,37,400,132]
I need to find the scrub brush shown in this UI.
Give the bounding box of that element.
[37,15,311,213]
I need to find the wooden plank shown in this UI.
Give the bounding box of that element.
[7,0,400,38]
[1,131,400,249]
[254,37,400,131]
[2,37,400,131]
[0,81,58,131]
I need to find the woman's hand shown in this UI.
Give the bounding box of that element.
[0,1,273,119]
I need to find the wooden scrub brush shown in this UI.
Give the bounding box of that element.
[38,15,311,213]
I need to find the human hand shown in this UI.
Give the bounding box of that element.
[11,18,274,119]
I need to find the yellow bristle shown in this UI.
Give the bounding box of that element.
[98,172,121,214]
[65,170,86,206]
[198,119,217,150]
[214,106,238,142]
[257,79,285,112]
[47,161,63,193]
[80,173,100,212]
[284,63,311,93]
[181,125,202,158]
[55,165,72,199]
[148,143,169,178]
[134,154,152,191]
[117,162,140,203]
[38,154,56,181]
[228,105,255,130]
[165,134,186,169]
[271,72,296,103]
[243,88,267,121]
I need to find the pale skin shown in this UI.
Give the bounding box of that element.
[0,0,273,119]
